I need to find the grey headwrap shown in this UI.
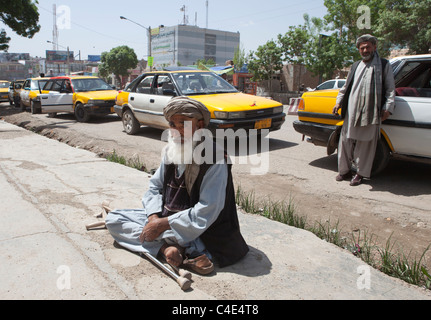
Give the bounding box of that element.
[163,96,211,127]
[356,34,377,48]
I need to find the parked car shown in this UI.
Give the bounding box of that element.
[8,79,25,106]
[115,68,285,135]
[19,77,50,111]
[312,79,346,91]
[293,54,431,175]
[35,76,118,122]
[0,80,10,102]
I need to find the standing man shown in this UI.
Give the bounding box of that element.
[105,97,249,274]
[332,34,395,186]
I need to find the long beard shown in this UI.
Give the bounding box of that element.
[164,132,197,165]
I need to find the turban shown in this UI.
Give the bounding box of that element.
[356,34,377,48]
[163,96,211,127]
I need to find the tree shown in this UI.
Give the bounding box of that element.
[233,44,246,72]
[99,46,138,86]
[247,40,283,92]
[0,0,41,51]
[376,0,431,54]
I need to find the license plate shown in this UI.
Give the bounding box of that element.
[254,118,272,129]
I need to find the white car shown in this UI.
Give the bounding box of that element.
[313,79,346,91]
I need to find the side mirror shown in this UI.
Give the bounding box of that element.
[162,89,176,96]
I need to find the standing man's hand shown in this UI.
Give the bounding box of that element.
[381,110,391,122]
[333,103,341,116]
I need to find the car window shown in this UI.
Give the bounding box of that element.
[316,80,335,90]
[44,79,64,92]
[71,78,112,92]
[124,77,141,92]
[23,80,30,90]
[155,75,175,95]
[171,72,237,95]
[395,61,431,97]
[337,80,346,88]
[135,75,154,94]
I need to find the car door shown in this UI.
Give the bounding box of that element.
[149,74,176,128]
[382,58,431,158]
[20,80,31,106]
[128,75,154,124]
[40,79,74,113]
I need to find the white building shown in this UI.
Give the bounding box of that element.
[151,25,240,69]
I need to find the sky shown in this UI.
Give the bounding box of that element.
[1,0,328,61]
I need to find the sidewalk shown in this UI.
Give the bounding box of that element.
[1,119,430,300]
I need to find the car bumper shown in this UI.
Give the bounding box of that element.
[114,105,123,117]
[293,120,338,146]
[208,113,286,134]
[84,102,115,115]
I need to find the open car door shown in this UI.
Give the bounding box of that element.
[40,91,74,114]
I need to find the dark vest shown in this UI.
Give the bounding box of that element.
[162,149,249,268]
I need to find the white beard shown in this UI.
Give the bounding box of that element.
[164,131,197,165]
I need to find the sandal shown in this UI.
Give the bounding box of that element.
[183,254,214,275]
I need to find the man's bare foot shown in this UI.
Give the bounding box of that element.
[160,244,184,267]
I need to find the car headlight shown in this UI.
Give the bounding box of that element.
[214,111,245,119]
[228,111,244,119]
[214,111,229,119]
[273,106,283,114]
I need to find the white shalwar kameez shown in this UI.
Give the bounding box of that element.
[336,59,395,178]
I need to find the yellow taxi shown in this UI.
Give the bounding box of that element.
[0,80,11,102]
[36,76,118,122]
[19,77,50,111]
[114,68,285,135]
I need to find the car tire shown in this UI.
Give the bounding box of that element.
[371,136,391,176]
[31,100,41,114]
[20,100,26,111]
[122,109,140,135]
[75,103,90,122]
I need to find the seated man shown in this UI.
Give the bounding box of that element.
[105,96,249,274]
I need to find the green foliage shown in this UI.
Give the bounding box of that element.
[376,0,431,54]
[247,40,283,84]
[0,0,41,51]
[247,0,430,86]
[99,46,138,84]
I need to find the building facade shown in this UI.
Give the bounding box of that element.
[151,25,240,69]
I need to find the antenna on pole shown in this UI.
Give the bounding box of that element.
[52,4,58,50]
[180,5,188,25]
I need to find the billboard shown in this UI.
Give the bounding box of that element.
[88,55,101,62]
[46,50,74,62]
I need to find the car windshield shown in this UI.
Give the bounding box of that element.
[0,82,9,88]
[71,78,113,92]
[170,72,237,95]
